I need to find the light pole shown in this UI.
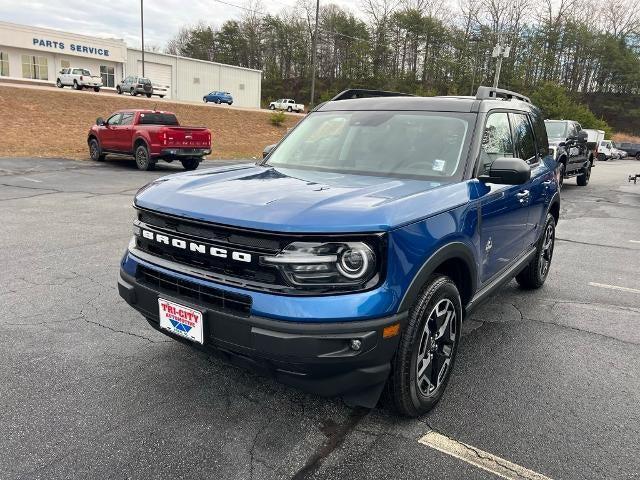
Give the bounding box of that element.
[492,35,510,89]
[309,0,319,108]
[140,0,145,77]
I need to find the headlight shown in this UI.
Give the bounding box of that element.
[261,241,378,288]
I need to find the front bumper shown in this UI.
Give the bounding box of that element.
[118,264,406,407]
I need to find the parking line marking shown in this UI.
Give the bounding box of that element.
[588,282,640,294]
[630,240,640,244]
[20,177,42,183]
[418,431,554,480]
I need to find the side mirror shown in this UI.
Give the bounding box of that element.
[479,157,531,185]
[96,117,105,126]
[263,144,276,159]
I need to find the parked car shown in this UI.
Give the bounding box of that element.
[118,86,560,417]
[87,109,211,171]
[203,91,233,105]
[598,140,624,160]
[619,142,640,160]
[583,128,605,159]
[269,98,304,113]
[544,119,593,187]
[116,76,154,97]
[56,68,103,91]
[152,83,169,99]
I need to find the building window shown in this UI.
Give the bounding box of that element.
[0,52,9,76]
[61,60,70,69]
[193,77,200,84]
[239,83,245,90]
[21,55,48,80]
[100,65,115,88]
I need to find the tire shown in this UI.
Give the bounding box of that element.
[516,213,556,289]
[269,104,275,110]
[130,88,136,96]
[73,80,81,90]
[88,138,105,162]
[116,86,122,94]
[216,99,222,104]
[134,144,154,171]
[56,79,63,88]
[557,161,565,189]
[597,153,606,161]
[287,106,293,112]
[181,158,200,171]
[204,98,208,103]
[228,102,233,105]
[577,162,591,186]
[146,93,151,98]
[386,275,462,417]
[636,152,640,160]
[94,87,100,92]
[160,95,165,99]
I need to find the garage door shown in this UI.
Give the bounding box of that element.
[137,61,172,98]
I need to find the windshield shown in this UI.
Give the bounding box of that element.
[138,113,179,125]
[139,78,151,84]
[266,111,472,179]
[545,121,568,138]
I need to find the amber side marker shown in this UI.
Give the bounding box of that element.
[383,323,400,339]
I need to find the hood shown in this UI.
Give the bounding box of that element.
[134,164,472,233]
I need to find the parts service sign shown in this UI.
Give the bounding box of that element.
[32,37,110,57]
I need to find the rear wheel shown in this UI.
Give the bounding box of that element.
[93,87,100,92]
[146,93,151,98]
[386,275,461,417]
[636,152,640,160]
[73,80,81,90]
[159,95,165,99]
[88,138,105,161]
[577,162,591,186]
[557,161,565,189]
[216,98,222,104]
[56,79,63,88]
[516,213,556,289]
[287,106,293,112]
[181,158,200,171]
[134,144,154,171]
[269,104,275,110]
[130,88,136,96]
[116,85,122,94]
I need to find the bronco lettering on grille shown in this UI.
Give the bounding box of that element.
[141,229,252,263]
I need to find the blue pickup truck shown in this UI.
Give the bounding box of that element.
[119,87,560,417]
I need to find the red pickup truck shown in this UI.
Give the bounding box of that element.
[87,109,211,171]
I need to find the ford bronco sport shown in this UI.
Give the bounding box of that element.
[118,87,560,417]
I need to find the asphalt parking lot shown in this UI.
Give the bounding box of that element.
[2,156,640,480]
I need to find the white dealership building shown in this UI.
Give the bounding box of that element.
[0,21,262,108]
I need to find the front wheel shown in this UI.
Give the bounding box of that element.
[386,275,461,417]
[636,152,640,161]
[146,93,151,98]
[159,95,165,99]
[73,80,81,90]
[516,213,556,289]
[557,161,565,189]
[287,106,293,112]
[130,88,136,96]
[181,158,200,170]
[93,87,100,92]
[134,144,154,171]
[89,138,105,161]
[216,98,222,104]
[269,104,275,110]
[577,163,591,186]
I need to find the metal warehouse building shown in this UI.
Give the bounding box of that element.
[0,21,262,108]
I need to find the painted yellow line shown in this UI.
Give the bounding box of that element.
[418,431,554,480]
[588,282,640,294]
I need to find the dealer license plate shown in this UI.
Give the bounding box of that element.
[158,298,203,344]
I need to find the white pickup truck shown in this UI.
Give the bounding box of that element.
[269,98,304,113]
[56,68,103,92]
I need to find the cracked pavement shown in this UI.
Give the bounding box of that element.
[1,157,639,479]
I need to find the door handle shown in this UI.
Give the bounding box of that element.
[516,190,530,203]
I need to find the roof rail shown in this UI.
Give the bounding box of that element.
[330,88,414,101]
[476,86,530,103]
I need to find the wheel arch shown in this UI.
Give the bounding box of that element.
[133,136,150,153]
[548,192,560,225]
[398,242,477,314]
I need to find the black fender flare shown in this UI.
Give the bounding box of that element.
[548,190,560,225]
[398,242,478,312]
[132,136,150,155]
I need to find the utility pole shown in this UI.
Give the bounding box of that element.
[309,0,320,108]
[492,35,510,89]
[140,0,145,77]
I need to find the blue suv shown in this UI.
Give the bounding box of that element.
[203,91,233,105]
[119,87,559,416]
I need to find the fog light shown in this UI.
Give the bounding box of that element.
[349,339,362,351]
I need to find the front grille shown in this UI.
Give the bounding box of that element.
[137,265,252,317]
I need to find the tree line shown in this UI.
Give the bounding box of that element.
[165,0,640,134]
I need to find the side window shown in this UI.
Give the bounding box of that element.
[479,112,513,174]
[106,114,122,126]
[120,113,134,126]
[567,123,577,139]
[510,113,537,164]
[529,107,548,158]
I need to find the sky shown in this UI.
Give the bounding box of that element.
[0,0,361,50]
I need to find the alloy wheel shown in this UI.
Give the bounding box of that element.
[539,222,555,278]
[416,298,457,397]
